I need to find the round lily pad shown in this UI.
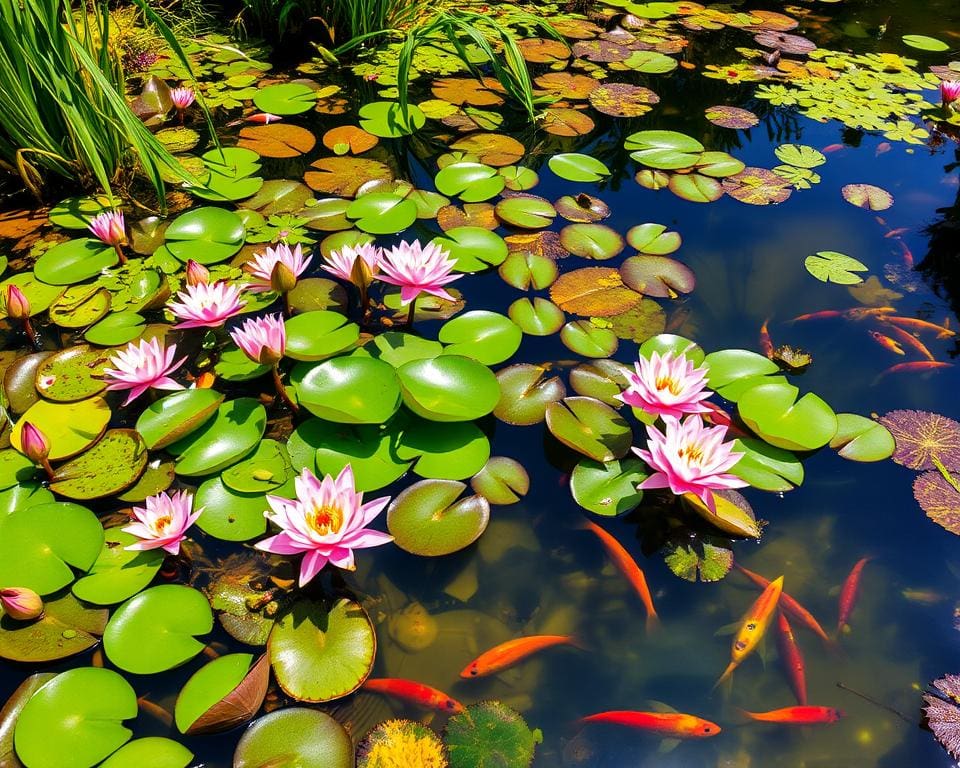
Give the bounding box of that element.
[117,459,176,503]
[355,332,442,367]
[446,701,541,768]
[569,359,631,406]
[550,267,642,317]
[804,250,868,285]
[309,420,411,492]
[432,227,508,272]
[253,82,318,115]
[494,196,557,229]
[103,585,213,674]
[738,382,838,451]
[626,223,681,255]
[167,398,267,477]
[729,437,804,492]
[0,593,107,663]
[499,252,558,290]
[620,255,696,297]
[387,479,490,556]
[829,413,895,462]
[97,738,193,768]
[13,668,137,768]
[221,439,294,494]
[398,356,500,422]
[284,310,360,361]
[841,183,893,211]
[682,488,760,539]
[358,720,447,768]
[34,344,110,402]
[358,101,425,137]
[560,223,624,260]
[163,207,246,264]
[494,364,566,425]
[438,311,521,365]
[175,653,269,734]
[508,298,565,336]
[902,34,949,51]
[136,389,225,450]
[49,429,148,500]
[233,709,352,768]
[561,320,618,357]
[33,239,118,286]
[48,286,111,329]
[571,458,647,516]
[269,598,375,702]
[545,396,632,461]
[83,312,146,346]
[48,194,120,229]
[346,193,418,235]
[72,528,164,605]
[292,357,402,424]
[0,449,36,489]
[195,474,283,542]
[434,162,505,203]
[396,419,490,480]
[470,457,530,505]
[625,130,704,169]
[548,153,610,183]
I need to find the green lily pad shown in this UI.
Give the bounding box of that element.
[194,475,280,542]
[398,356,500,422]
[434,162,505,203]
[48,285,111,329]
[297,419,410,492]
[804,251,868,285]
[494,364,566,425]
[561,320,619,358]
[663,534,733,583]
[222,439,294,493]
[83,312,146,346]
[681,488,760,539]
[34,345,110,402]
[163,207,246,264]
[103,585,213,674]
[175,653,269,734]
[72,528,164,605]
[498,252,558,290]
[0,482,54,517]
[233,709,352,768]
[135,389,225,450]
[0,593,107,663]
[0,502,102,595]
[13,668,137,768]
[431,227,508,273]
[346,193,418,235]
[0,674,56,768]
[626,223,682,255]
[215,346,271,381]
[355,332,443,367]
[640,334,705,365]
[117,459,175,503]
[569,359,632,406]
[397,419,490,480]
[704,348,781,401]
[470,457,530,505]
[0,274,61,317]
[358,101,425,137]
[548,153,610,182]
[387,479,490,556]
[0,449,36,490]
[439,311,521,365]
[97,738,192,768]
[48,430,148,500]
[560,223,624,261]
[48,195,120,229]
[902,34,949,51]
[739,381,838,451]
[284,310,360,361]
[570,458,647,516]
[253,82,318,115]
[508,297,565,336]
[830,413,895,462]
[774,144,826,169]
[668,173,724,203]
[446,701,542,768]
[269,598,375,702]
[168,398,266,477]
[620,255,696,297]
[625,130,704,169]
[34,238,118,287]
[730,438,804,492]
[545,397,632,461]
[292,357,402,423]
[494,197,557,229]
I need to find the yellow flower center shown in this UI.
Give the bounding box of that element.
[678,443,704,465]
[308,503,343,536]
[655,375,683,396]
[154,515,172,533]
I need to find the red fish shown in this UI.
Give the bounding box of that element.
[878,323,935,362]
[776,611,807,705]
[740,706,842,724]
[868,330,905,356]
[837,557,871,634]
[734,564,831,646]
[759,318,774,359]
[883,228,909,238]
[897,240,914,268]
[583,520,659,631]
[461,635,579,678]
[842,307,896,321]
[226,112,282,127]
[822,143,846,153]
[791,310,842,322]
[362,678,464,714]
[884,316,955,339]
[875,142,892,156]
[876,360,953,379]
[579,710,721,738]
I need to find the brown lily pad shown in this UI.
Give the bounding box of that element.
[588,83,659,118]
[550,267,643,317]
[705,105,759,129]
[534,72,600,100]
[449,134,525,167]
[722,167,792,205]
[321,125,379,155]
[842,183,893,212]
[431,77,505,106]
[304,157,393,198]
[925,675,960,759]
[238,124,316,158]
[914,470,960,535]
[541,107,596,137]
[878,410,960,471]
[518,37,571,64]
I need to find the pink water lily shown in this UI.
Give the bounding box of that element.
[323,242,382,285]
[376,239,461,306]
[5,285,29,320]
[256,465,393,587]
[185,259,210,286]
[168,280,246,328]
[103,337,186,405]
[246,243,312,294]
[633,415,747,513]
[123,490,202,556]
[170,87,196,110]
[230,313,286,365]
[941,79,960,107]
[88,210,126,246]
[0,587,43,621]
[617,350,712,420]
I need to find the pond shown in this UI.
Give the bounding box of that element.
[2,0,960,766]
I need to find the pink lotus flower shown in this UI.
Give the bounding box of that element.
[123,490,202,556]
[376,239,461,306]
[168,280,246,329]
[88,210,126,246]
[633,415,747,513]
[323,242,382,286]
[941,80,960,106]
[103,337,186,405]
[246,243,312,294]
[170,87,196,110]
[256,465,393,587]
[617,351,712,420]
[20,422,49,463]
[5,285,29,320]
[230,314,286,365]
[185,259,210,287]
[0,587,44,621]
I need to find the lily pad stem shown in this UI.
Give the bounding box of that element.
[932,455,960,494]
[113,243,127,266]
[406,295,417,327]
[38,456,55,482]
[272,364,299,413]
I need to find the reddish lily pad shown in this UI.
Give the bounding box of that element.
[878,410,960,471]
[914,470,960,535]
[620,255,696,297]
[842,183,893,211]
[723,168,792,205]
[705,106,759,129]
[588,83,659,118]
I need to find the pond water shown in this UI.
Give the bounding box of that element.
[3,0,960,766]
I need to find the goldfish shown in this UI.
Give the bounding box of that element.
[898,240,914,267]
[776,611,807,705]
[740,706,842,724]
[226,112,282,127]
[461,635,580,678]
[878,323,935,361]
[759,318,774,359]
[582,520,659,631]
[837,557,871,634]
[822,143,846,153]
[362,678,464,714]
[875,360,953,380]
[883,227,909,238]
[884,316,955,339]
[901,588,947,604]
[193,371,217,389]
[875,142,892,156]
[842,307,896,321]
[734,564,831,645]
[579,710,721,739]
[791,310,842,322]
[868,330,905,356]
[715,576,783,688]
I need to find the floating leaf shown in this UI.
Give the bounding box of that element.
[494,196,556,230]
[681,488,760,538]
[304,157,393,198]
[550,267,642,317]
[830,414,895,462]
[433,227,508,272]
[555,193,610,223]
[321,125,378,155]
[570,458,647,516]
[347,193,418,235]
[559,224,624,261]
[438,311,521,365]
[435,162,505,203]
[561,320,618,357]
[774,144,826,168]
[914,470,960,535]
[546,397,632,461]
[33,239,117,285]
[902,34,949,51]
[508,297,565,335]
[730,438,804,492]
[396,419,490,480]
[625,130,704,169]
[168,398,266,477]
[163,206,246,264]
[626,223,681,255]
[668,173,724,203]
[620,255,695,297]
[568,359,631,406]
[136,389,225,450]
[97,738,192,768]
[175,653,269,734]
[804,250,868,285]
[387,479,490,556]
[233,709,352,768]
[470,457,530,505]
[445,702,541,768]
[450,133,524,167]
[924,675,960,760]
[663,534,733,582]
[878,410,960,470]
[541,107,595,137]
[841,183,893,211]
[547,153,610,183]
[72,528,164,606]
[358,101,425,137]
[398,356,500,422]
[588,83,659,117]
[49,429,148,500]
[0,674,56,768]
[238,124,316,158]
[34,344,109,402]
[705,105,759,129]
[252,82,318,115]
[738,382,838,451]
[498,252,558,290]
[0,593,107,663]
[723,167,792,205]
[494,364,566,426]
[358,720,447,768]
[194,476,273,542]
[293,357,401,424]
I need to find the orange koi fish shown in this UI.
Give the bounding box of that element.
[868,330,905,356]
[363,678,464,714]
[791,310,842,322]
[884,316,956,339]
[776,611,807,706]
[734,565,831,646]
[759,318,774,359]
[883,227,909,238]
[740,706,842,724]
[876,360,953,379]
[579,710,721,738]
[715,576,783,688]
[461,635,579,678]
[878,323,935,361]
[897,240,914,267]
[822,143,846,153]
[226,112,282,127]
[582,520,659,631]
[842,306,896,321]
[837,557,871,634]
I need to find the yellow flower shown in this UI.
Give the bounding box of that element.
[362,720,448,768]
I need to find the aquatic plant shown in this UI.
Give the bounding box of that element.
[167,280,247,328]
[616,351,712,420]
[246,243,313,294]
[0,587,44,621]
[102,338,186,405]
[122,490,202,555]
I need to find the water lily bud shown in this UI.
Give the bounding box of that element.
[350,253,374,289]
[6,285,30,321]
[185,259,210,287]
[20,421,49,464]
[941,79,960,107]
[270,261,298,293]
[0,587,44,620]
